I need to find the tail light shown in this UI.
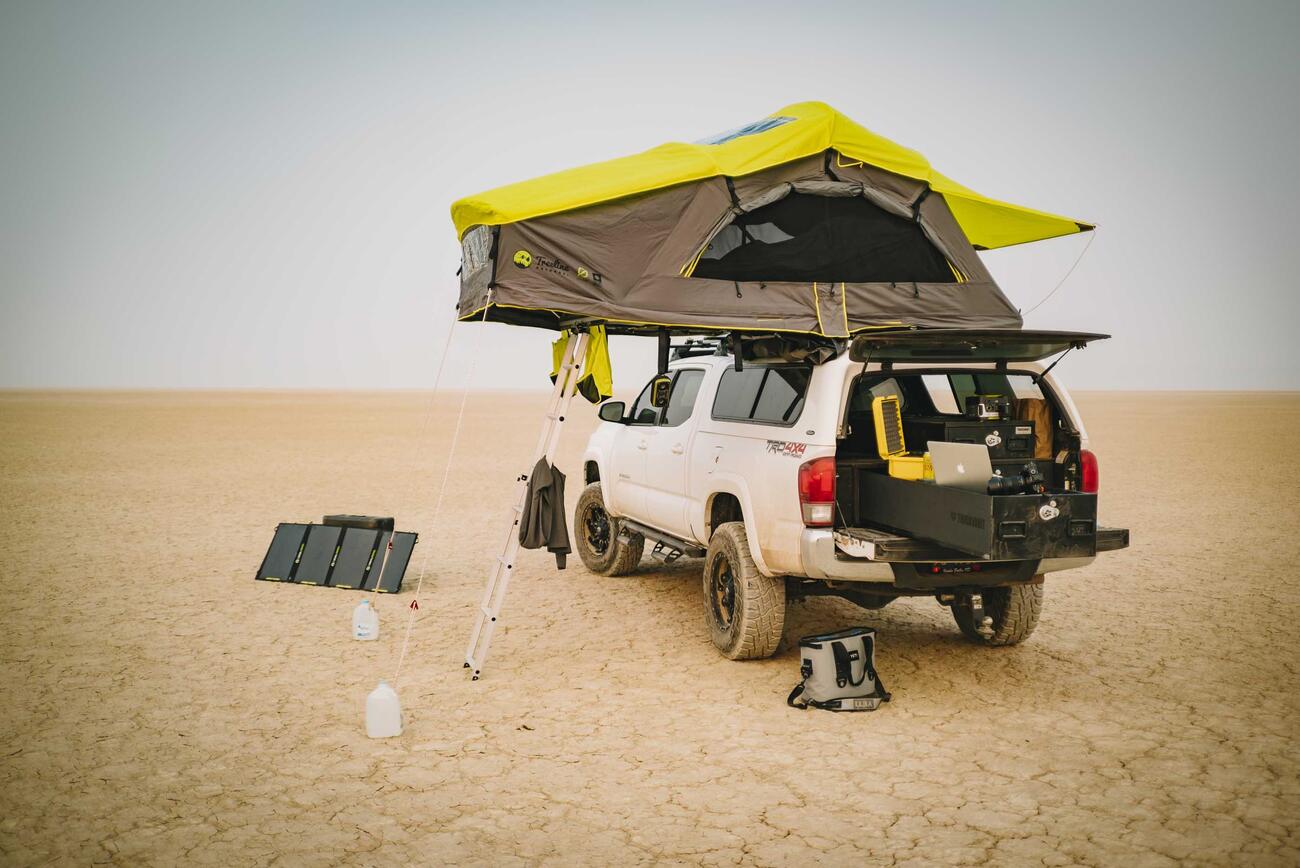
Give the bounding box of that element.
[798,456,836,527]
[1080,449,1099,493]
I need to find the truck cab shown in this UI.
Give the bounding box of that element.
[576,330,1129,660]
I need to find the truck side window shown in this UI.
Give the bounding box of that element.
[712,366,810,426]
[662,370,705,427]
[711,368,765,421]
[751,368,810,424]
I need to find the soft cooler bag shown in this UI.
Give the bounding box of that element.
[787,627,891,712]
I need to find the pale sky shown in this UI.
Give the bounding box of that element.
[2,1,1297,392]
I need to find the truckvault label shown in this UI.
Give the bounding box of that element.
[950,511,986,529]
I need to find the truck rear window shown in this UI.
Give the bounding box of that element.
[712,366,811,426]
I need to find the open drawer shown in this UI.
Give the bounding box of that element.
[854,472,1100,560]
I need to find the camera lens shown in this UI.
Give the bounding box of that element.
[986,474,1020,495]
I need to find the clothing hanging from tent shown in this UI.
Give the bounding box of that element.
[550,325,612,403]
[519,458,571,569]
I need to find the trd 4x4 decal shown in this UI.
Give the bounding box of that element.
[765,440,807,458]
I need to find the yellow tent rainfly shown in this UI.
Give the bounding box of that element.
[452,101,1092,337]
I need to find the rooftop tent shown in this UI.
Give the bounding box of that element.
[451,102,1092,337]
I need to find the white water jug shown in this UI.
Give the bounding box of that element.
[366,681,403,738]
[352,599,379,641]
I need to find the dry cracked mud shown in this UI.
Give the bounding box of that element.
[0,390,1296,865]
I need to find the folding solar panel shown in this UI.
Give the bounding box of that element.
[330,527,379,590]
[295,524,343,586]
[255,521,416,593]
[364,531,417,593]
[256,523,309,582]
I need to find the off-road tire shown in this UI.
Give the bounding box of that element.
[952,582,1043,646]
[574,482,644,576]
[702,522,785,659]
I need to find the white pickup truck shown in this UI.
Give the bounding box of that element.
[576,329,1129,660]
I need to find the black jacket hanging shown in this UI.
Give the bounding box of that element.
[519,458,571,569]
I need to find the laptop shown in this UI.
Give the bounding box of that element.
[928,441,993,492]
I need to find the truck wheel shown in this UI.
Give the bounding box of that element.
[702,522,785,660]
[574,482,644,576]
[952,583,1043,646]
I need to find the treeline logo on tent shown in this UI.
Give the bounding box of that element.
[512,248,602,283]
[534,254,570,275]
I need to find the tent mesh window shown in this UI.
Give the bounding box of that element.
[692,193,957,284]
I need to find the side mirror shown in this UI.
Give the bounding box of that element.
[650,375,672,408]
[598,401,626,423]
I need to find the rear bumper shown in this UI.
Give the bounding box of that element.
[799,527,1127,585]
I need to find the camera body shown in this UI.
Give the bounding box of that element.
[964,394,1012,421]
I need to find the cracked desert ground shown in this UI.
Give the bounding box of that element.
[1,390,1296,866]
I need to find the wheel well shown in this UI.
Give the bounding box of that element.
[707,493,744,539]
[585,461,599,485]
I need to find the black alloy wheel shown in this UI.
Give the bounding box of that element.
[710,554,736,628]
[583,502,611,555]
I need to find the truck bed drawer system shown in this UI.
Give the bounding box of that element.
[854,472,1098,560]
[902,416,1036,460]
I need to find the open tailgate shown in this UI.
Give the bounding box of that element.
[849,328,1109,364]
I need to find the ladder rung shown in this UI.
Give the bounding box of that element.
[480,606,494,617]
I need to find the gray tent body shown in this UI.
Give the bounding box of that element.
[458,152,1022,336]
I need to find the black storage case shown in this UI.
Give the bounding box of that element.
[856,472,1097,560]
[323,514,395,531]
[903,416,1036,460]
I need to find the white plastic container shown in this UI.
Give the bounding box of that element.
[352,599,379,641]
[365,681,403,738]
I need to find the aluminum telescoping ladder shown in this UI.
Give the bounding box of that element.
[465,330,591,680]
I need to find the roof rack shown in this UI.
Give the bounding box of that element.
[670,337,726,360]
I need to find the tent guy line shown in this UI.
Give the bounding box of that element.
[391,295,493,686]
[1022,230,1098,318]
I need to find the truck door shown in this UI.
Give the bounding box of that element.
[640,369,706,538]
[607,378,660,518]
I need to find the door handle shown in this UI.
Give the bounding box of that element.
[671,444,684,455]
